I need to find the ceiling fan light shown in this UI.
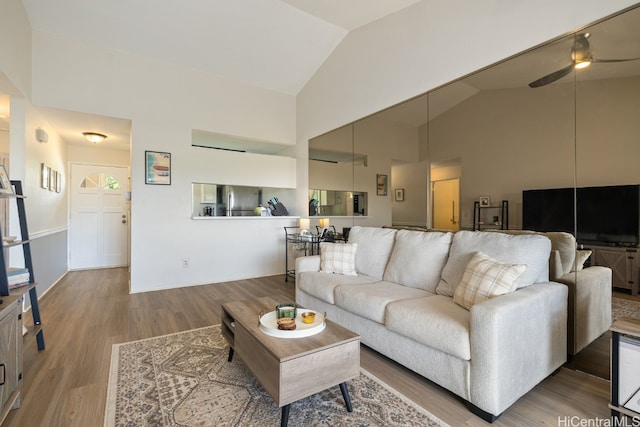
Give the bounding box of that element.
[574,60,591,69]
[82,132,107,143]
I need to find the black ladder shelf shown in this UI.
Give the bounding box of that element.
[0,180,45,351]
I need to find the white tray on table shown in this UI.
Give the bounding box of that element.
[259,309,325,338]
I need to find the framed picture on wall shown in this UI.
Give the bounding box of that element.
[49,170,56,192]
[145,151,171,185]
[479,196,490,207]
[56,172,62,193]
[41,163,49,189]
[395,188,404,202]
[376,174,388,196]
[0,165,13,195]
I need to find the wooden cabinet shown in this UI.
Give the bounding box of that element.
[590,245,639,295]
[0,297,22,425]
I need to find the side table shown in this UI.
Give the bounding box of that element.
[609,317,640,421]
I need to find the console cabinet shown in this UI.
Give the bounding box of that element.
[0,297,21,425]
[589,245,639,295]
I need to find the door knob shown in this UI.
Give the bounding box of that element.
[122,219,127,224]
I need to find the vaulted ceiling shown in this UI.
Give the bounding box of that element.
[20,0,421,95]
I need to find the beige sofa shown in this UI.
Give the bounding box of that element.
[494,230,612,355]
[295,226,568,421]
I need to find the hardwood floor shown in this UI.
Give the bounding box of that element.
[4,268,617,426]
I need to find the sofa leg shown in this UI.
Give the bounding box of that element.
[466,402,500,423]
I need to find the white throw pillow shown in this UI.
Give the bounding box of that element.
[453,252,526,310]
[320,242,358,276]
[573,250,592,271]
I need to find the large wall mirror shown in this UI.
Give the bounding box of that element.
[308,4,640,376]
[309,4,640,235]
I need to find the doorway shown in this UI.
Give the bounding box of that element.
[431,178,460,231]
[69,164,129,269]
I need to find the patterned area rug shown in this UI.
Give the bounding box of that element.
[105,325,448,427]
[612,297,640,322]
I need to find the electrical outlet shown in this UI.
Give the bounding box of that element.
[182,258,189,268]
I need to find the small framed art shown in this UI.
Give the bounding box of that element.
[376,174,388,196]
[479,196,490,207]
[145,151,171,185]
[41,163,50,189]
[395,188,404,202]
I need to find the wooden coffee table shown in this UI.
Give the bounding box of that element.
[221,296,360,427]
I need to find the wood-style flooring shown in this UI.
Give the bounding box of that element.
[2,268,624,426]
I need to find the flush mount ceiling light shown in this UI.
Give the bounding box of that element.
[82,132,107,144]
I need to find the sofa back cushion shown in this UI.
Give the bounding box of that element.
[490,230,576,277]
[544,232,576,275]
[347,226,397,279]
[383,229,453,292]
[436,230,551,297]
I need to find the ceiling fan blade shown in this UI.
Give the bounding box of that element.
[592,57,640,63]
[528,64,574,88]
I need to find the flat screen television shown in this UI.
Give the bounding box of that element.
[522,187,574,233]
[522,184,640,247]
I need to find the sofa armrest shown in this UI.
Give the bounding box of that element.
[469,282,567,417]
[556,266,612,354]
[295,255,321,281]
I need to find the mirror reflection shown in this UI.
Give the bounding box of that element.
[308,189,367,216]
[307,3,640,380]
[191,183,294,217]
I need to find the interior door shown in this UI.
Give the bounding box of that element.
[69,164,129,269]
[432,179,460,231]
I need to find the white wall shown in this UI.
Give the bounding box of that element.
[29,31,298,292]
[0,0,31,98]
[67,145,130,167]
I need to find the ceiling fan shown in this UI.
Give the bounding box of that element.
[529,33,640,88]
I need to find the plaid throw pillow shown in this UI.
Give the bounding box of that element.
[453,251,526,310]
[320,242,358,276]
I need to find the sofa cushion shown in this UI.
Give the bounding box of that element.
[436,231,551,297]
[383,230,453,292]
[385,295,471,360]
[319,242,357,276]
[297,271,379,304]
[334,281,430,324]
[573,250,592,271]
[347,226,397,279]
[453,252,526,310]
[492,230,575,276]
[545,232,576,275]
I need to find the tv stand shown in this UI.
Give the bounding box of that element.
[586,245,639,295]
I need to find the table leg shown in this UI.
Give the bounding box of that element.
[339,382,353,412]
[281,404,290,427]
[227,347,234,362]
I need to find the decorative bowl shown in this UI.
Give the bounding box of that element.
[301,311,316,324]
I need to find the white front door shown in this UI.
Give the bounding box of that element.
[69,164,129,269]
